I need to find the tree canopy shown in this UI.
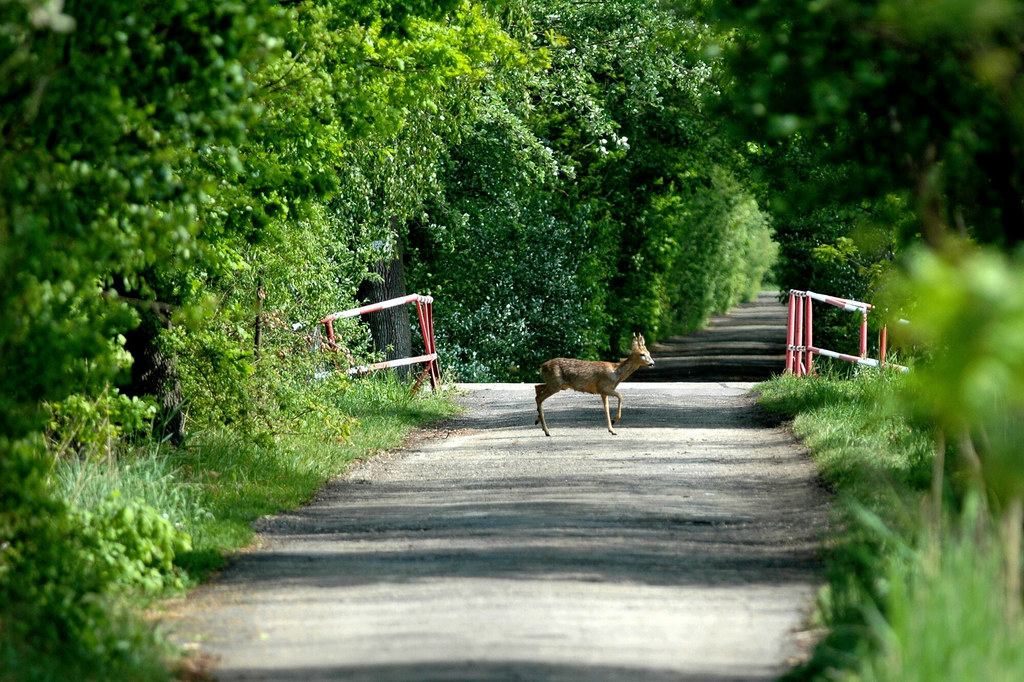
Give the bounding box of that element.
[9,0,1024,677]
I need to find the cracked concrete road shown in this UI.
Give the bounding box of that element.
[166,382,829,682]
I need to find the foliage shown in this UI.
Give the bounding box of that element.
[734,138,907,353]
[714,0,1024,249]
[852,497,1024,682]
[1,1,506,677]
[0,444,176,681]
[64,373,461,580]
[408,0,775,380]
[757,372,1024,682]
[2,370,458,678]
[886,245,1024,508]
[0,0,280,444]
[710,0,1024,351]
[736,0,1024,659]
[45,388,158,461]
[82,494,193,594]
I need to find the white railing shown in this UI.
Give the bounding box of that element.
[318,294,441,391]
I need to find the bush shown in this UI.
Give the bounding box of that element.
[1,441,179,681]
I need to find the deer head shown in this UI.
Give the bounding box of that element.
[632,333,655,368]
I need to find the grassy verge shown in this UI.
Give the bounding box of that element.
[757,370,1024,681]
[175,374,462,578]
[42,373,461,679]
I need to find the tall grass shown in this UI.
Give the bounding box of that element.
[54,447,209,533]
[49,371,461,582]
[759,370,1024,681]
[854,496,1024,682]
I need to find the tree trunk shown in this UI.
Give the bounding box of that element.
[911,142,949,248]
[113,275,185,446]
[121,314,185,446]
[357,217,412,379]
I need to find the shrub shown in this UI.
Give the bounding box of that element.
[1,440,179,680]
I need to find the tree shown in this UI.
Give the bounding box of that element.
[0,0,285,446]
[358,219,412,376]
[408,0,775,380]
[712,0,1024,249]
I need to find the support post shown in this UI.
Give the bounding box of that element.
[860,311,869,358]
[805,291,814,376]
[786,291,796,373]
[879,325,888,368]
[795,293,805,377]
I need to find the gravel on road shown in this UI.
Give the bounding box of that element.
[166,382,829,682]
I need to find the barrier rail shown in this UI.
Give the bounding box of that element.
[786,289,907,376]
[318,294,441,391]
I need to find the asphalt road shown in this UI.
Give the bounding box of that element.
[166,381,829,682]
[634,291,789,382]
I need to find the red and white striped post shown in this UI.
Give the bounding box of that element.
[787,290,807,376]
[879,324,888,368]
[786,292,795,373]
[860,310,868,359]
[804,290,814,376]
[412,296,441,390]
[319,294,441,391]
[786,290,814,376]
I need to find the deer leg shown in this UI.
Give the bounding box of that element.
[535,384,554,436]
[609,390,624,424]
[601,394,617,435]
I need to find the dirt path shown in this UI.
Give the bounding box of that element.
[635,291,789,382]
[166,381,828,681]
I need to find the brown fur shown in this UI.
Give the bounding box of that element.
[534,334,654,436]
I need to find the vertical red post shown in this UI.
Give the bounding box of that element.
[786,291,796,373]
[804,292,814,376]
[413,299,440,391]
[425,300,440,389]
[795,293,805,377]
[879,325,888,368]
[325,319,335,344]
[860,311,868,358]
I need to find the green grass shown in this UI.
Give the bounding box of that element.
[758,370,1024,681]
[758,370,934,510]
[36,373,461,680]
[52,373,461,582]
[857,499,1024,682]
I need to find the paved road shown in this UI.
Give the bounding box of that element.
[635,292,788,382]
[167,381,828,682]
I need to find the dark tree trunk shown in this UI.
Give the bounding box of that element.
[121,313,185,446]
[357,218,412,378]
[113,275,185,446]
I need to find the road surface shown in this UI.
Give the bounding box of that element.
[166,380,829,682]
[635,291,789,382]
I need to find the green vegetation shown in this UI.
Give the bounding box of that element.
[5,0,1024,678]
[4,2,773,676]
[760,363,1024,680]
[3,373,458,681]
[728,1,1024,672]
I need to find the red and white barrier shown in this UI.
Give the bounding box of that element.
[319,294,441,391]
[786,289,907,376]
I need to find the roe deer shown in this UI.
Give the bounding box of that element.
[534,333,655,436]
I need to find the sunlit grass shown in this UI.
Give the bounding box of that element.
[760,370,1024,681]
[51,372,462,582]
[757,369,933,506]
